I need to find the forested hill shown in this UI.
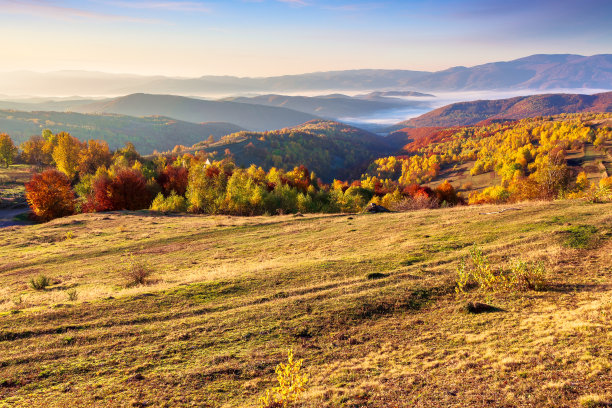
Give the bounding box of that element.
[72,93,320,131]
[390,91,612,130]
[188,120,394,182]
[0,110,244,153]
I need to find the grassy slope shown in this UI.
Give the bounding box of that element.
[0,201,610,407]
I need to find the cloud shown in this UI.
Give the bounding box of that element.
[0,0,160,23]
[322,3,383,12]
[101,1,211,13]
[276,0,310,6]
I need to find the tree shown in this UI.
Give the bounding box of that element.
[52,132,83,179]
[20,135,52,167]
[78,140,112,175]
[25,170,75,221]
[156,165,189,196]
[0,133,18,168]
[104,168,150,211]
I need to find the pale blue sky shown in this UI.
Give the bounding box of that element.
[0,0,610,76]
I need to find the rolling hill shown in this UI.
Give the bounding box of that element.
[1,54,610,97]
[188,120,394,182]
[0,110,244,154]
[72,93,320,131]
[0,201,609,407]
[221,94,425,119]
[390,91,612,130]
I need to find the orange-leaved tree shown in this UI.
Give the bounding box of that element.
[25,170,75,221]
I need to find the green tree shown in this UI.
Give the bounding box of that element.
[0,133,18,168]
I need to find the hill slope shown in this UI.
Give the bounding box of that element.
[220,94,423,119]
[72,93,320,131]
[0,110,244,153]
[391,91,612,129]
[0,201,609,407]
[190,120,394,181]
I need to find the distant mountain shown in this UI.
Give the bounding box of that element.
[190,120,394,182]
[220,94,424,119]
[2,54,610,97]
[358,91,435,99]
[408,54,612,91]
[389,91,612,130]
[72,93,319,131]
[0,110,244,154]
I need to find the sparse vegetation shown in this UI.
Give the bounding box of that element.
[29,275,51,291]
[259,350,309,408]
[455,245,547,294]
[121,253,152,287]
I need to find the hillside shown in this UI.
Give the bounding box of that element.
[189,120,394,182]
[390,91,612,129]
[370,113,612,203]
[220,94,423,119]
[72,94,319,131]
[2,55,611,96]
[0,110,244,153]
[0,201,610,407]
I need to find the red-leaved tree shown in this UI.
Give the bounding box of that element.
[25,170,75,221]
[87,169,150,211]
[156,165,189,196]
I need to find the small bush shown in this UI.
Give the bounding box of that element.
[30,275,51,291]
[456,245,547,294]
[66,289,78,301]
[121,253,152,287]
[366,272,388,280]
[508,259,547,291]
[259,349,308,408]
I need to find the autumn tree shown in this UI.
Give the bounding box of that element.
[0,133,18,168]
[156,165,189,196]
[78,140,112,175]
[20,135,52,167]
[52,132,83,179]
[101,168,151,211]
[25,170,75,221]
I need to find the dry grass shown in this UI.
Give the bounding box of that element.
[0,200,610,407]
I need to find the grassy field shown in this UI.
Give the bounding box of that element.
[0,201,610,407]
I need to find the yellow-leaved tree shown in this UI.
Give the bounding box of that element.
[52,132,83,179]
[259,350,308,408]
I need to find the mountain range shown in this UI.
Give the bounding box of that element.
[1,54,610,97]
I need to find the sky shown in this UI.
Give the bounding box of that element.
[0,0,610,77]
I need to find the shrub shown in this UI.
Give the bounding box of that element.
[66,289,78,301]
[455,245,547,294]
[150,191,188,213]
[508,259,547,291]
[30,275,51,291]
[259,350,308,408]
[25,170,75,221]
[121,253,152,287]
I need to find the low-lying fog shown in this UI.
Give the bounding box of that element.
[336,88,611,132]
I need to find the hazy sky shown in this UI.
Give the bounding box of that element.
[0,0,610,77]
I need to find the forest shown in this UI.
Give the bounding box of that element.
[0,112,610,222]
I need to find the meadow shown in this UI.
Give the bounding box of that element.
[0,199,610,407]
